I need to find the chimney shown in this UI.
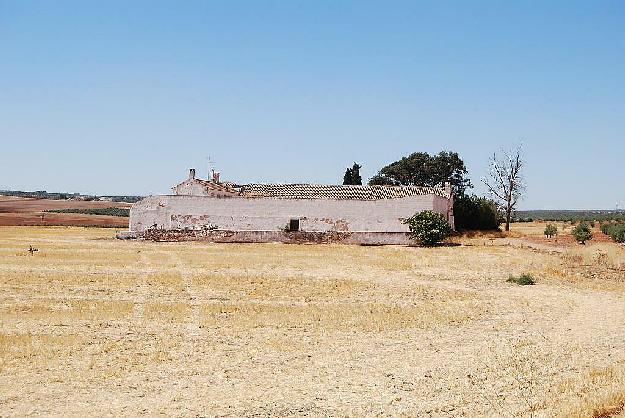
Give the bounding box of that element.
[213,172,220,183]
[189,168,196,180]
[444,182,452,196]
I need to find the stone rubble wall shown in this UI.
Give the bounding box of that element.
[124,229,412,245]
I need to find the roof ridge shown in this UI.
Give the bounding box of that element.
[239,183,450,200]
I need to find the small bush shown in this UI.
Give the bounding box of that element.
[403,210,452,245]
[507,273,535,285]
[572,222,592,244]
[544,223,557,239]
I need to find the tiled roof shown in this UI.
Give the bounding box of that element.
[239,184,451,200]
[171,179,240,196]
[194,179,238,193]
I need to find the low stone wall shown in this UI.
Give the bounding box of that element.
[117,229,412,245]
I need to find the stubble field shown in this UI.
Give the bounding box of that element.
[1,226,624,417]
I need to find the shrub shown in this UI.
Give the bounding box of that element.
[599,222,625,243]
[609,224,625,243]
[544,223,557,239]
[453,195,500,231]
[403,210,453,245]
[507,273,535,285]
[572,222,592,244]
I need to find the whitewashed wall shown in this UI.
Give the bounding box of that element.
[130,194,453,233]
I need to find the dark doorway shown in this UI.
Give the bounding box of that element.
[289,218,300,232]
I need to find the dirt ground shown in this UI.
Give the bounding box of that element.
[0,196,130,227]
[505,221,615,247]
[1,226,624,417]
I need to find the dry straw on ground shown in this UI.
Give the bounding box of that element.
[1,226,624,416]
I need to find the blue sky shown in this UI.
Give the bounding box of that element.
[1,1,623,209]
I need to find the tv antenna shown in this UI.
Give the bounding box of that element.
[207,156,215,180]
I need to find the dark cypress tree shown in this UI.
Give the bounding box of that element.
[343,163,362,185]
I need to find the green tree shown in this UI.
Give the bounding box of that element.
[544,223,557,239]
[609,225,625,243]
[603,223,625,243]
[453,195,501,231]
[403,211,453,245]
[571,223,592,244]
[343,163,363,185]
[368,151,472,196]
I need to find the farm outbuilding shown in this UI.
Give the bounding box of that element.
[124,169,454,244]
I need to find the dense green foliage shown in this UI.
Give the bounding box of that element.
[507,273,535,286]
[453,195,500,231]
[609,225,625,243]
[369,151,472,196]
[544,223,557,238]
[403,211,453,245]
[571,222,592,244]
[601,222,625,243]
[342,163,363,185]
[44,207,130,217]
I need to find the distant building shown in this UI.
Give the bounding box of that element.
[125,169,454,244]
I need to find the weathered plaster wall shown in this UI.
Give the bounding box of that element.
[432,194,455,230]
[130,194,449,233]
[171,179,237,198]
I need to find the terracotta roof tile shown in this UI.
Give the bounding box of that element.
[240,184,450,200]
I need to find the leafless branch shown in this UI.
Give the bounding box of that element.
[482,145,525,231]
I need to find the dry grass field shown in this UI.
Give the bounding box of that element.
[1,225,625,417]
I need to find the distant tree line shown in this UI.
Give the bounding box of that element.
[44,208,130,217]
[513,210,625,223]
[0,190,142,203]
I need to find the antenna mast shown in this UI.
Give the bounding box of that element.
[207,156,215,181]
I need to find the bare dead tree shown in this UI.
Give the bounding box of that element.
[482,146,525,231]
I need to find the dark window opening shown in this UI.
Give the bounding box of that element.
[289,218,300,232]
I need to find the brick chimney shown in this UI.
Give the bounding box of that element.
[189,168,196,180]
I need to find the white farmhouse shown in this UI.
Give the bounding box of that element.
[125,169,454,244]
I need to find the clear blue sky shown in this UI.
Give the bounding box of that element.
[1,1,623,209]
